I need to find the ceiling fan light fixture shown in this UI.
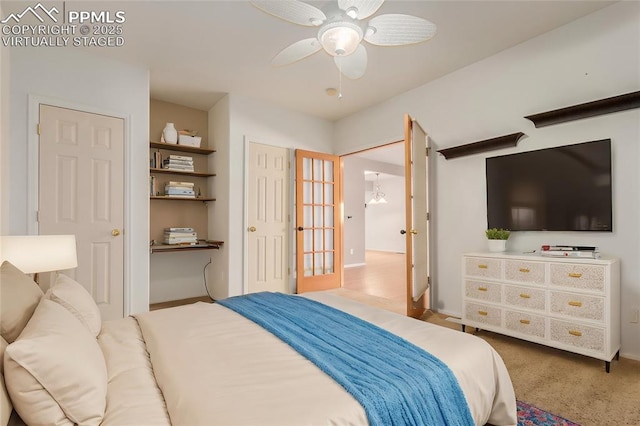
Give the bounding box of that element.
[318,21,363,56]
[345,7,358,19]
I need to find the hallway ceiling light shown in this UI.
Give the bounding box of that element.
[368,173,387,204]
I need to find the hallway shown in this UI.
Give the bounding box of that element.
[343,250,405,305]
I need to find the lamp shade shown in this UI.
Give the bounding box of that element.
[318,21,363,56]
[0,235,78,273]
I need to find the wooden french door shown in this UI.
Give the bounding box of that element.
[295,150,342,293]
[39,104,124,320]
[404,114,430,318]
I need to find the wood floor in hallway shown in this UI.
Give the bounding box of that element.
[343,250,406,305]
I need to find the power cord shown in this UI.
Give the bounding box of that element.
[203,258,214,302]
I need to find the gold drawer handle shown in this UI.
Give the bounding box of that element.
[519,268,530,273]
[478,264,488,269]
[519,319,530,325]
[519,293,531,299]
[478,287,488,292]
[478,310,488,316]
[568,301,583,307]
[569,330,582,337]
[568,272,582,278]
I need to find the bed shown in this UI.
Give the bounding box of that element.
[0,260,517,426]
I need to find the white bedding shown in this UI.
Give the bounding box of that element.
[121,292,516,426]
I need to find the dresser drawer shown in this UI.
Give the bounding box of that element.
[465,280,501,303]
[465,257,501,279]
[504,285,546,311]
[550,263,605,292]
[505,260,545,284]
[550,319,605,353]
[465,302,501,327]
[550,292,604,322]
[505,310,546,338]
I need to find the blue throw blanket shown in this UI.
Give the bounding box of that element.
[218,292,474,426]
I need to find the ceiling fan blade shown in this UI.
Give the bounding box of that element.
[334,44,367,79]
[337,0,384,20]
[272,38,322,67]
[364,14,436,46]
[251,1,326,26]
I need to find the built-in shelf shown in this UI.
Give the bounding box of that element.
[150,168,216,177]
[150,196,216,202]
[524,91,640,128]
[150,141,216,155]
[150,241,224,253]
[437,132,526,160]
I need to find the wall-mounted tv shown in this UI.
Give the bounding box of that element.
[486,139,612,232]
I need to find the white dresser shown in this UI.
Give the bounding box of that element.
[461,252,620,372]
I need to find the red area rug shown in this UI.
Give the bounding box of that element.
[518,400,580,426]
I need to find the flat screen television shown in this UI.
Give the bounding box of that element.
[486,139,612,232]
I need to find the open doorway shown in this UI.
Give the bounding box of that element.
[342,142,405,310]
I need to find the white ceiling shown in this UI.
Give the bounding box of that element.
[4,1,614,121]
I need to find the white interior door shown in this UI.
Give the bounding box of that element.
[247,142,289,294]
[404,114,430,318]
[39,104,124,320]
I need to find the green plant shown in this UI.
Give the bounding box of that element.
[485,228,510,240]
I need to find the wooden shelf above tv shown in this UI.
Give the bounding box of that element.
[437,132,526,160]
[524,91,640,128]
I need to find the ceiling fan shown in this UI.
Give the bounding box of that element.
[252,0,437,80]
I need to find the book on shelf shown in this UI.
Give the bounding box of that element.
[164,187,195,196]
[163,165,195,172]
[165,227,194,232]
[540,250,600,259]
[164,193,196,198]
[150,176,157,196]
[541,245,598,252]
[150,151,163,169]
[167,154,193,161]
[167,181,194,188]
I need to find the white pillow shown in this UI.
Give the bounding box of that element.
[46,273,102,336]
[4,299,107,426]
[0,336,12,426]
[0,261,44,343]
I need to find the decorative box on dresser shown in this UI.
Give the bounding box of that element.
[461,252,620,372]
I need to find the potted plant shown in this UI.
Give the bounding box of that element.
[485,228,510,252]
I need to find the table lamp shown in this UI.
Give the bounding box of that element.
[0,235,78,281]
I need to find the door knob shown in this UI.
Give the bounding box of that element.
[297,226,304,232]
[409,229,418,235]
[248,226,257,232]
[112,229,120,237]
[400,229,406,235]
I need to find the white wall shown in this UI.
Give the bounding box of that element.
[334,2,640,359]
[208,94,334,298]
[0,1,9,234]
[343,156,405,265]
[7,47,150,315]
[365,175,405,253]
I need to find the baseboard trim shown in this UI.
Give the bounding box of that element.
[620,351,640,361]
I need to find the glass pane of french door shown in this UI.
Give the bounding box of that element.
[295,150,342,293]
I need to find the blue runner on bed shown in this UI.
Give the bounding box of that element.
[217,292,474,426]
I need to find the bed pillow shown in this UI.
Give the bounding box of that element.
[4,299,107,426]
[0,261,44,343]
[46,273,102,337]
[0,336,12,426]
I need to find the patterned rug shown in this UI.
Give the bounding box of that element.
[518,400,580,426]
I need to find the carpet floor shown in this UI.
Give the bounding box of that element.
[327,289,640,426]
